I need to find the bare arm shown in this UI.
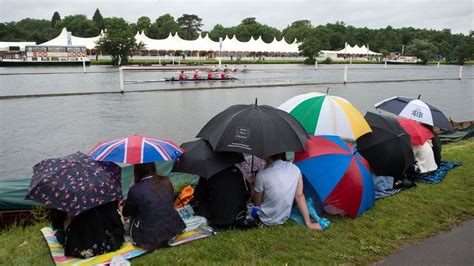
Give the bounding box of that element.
[294,176,321,230]
[251,189,263,206]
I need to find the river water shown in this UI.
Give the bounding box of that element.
[0,64,473,180]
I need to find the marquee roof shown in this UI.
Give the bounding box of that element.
[321,43,381,55]
[40,28,104,49]
[38,28,300,53]
[135,31,300,53]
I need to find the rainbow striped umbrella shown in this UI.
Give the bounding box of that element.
[294,136,375,218]
[88,135,183,164]
[278,92,371,140]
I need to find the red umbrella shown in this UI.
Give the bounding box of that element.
[396,118,433,145]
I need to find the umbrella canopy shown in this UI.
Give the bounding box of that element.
[26,152,122,216]
[396,118,434,146]
[173,139,245,179]
[88,135,183,164]
[356,112,414,180]
[196,101,309,158]
[294,136,375,218]
[374,96,452,129]
[278,92,372,140]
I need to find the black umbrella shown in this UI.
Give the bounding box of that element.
[356,112,414,180]
[196,99,309,158]
[26,152,122,216]
[173,139,245,179]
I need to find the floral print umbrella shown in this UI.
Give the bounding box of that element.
[26,151,122,216]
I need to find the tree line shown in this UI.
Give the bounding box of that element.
[1,9,472,64]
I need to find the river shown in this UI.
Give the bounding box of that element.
[0,64,473,180]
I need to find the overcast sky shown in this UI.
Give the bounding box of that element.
[0,0,472,34]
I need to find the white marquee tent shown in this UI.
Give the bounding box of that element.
[37,28,300,54]
[319,43,382,61]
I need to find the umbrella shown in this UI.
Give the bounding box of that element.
[396,118,434,146]
[294,136,375,218]
[26,152,122,216]
[356,112,414,180]
[374,95,453,129]
[88,134,183,164]
[278,92,372,140]
[196,99,309,158]
[173,139,245,179]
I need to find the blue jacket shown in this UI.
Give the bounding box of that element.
[123,177,185,245]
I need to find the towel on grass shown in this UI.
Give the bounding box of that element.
[415,161,462,184]
[41,227,146,266]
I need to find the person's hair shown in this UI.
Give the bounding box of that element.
[269,152,287,162]
[134,162,157,184]
[150,175,174,199]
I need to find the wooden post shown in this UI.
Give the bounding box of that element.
[82,57,86,73]
[119,67,124,93]
[459,65,463,79]
[384,60,387,69]
[315,60,318,70]
[437,61,440,68]
[344,65,348,84]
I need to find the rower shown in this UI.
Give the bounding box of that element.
[207,71,214,80]
[220,72,226,79]
[223,65,228,72]
[241,65,247,72]
[212,65,218,72]
[193,69,200,79]
[178,70,186,80]
[232,65,237,72]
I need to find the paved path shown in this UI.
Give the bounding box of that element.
[379,219,474,265]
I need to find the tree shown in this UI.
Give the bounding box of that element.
[51,11,61,27]
[147,14,181,39]
[96,17,138,65]
[177,14,203,40]
[92,8,104,30]
[282,20,313,43]
[59,15,99,37]
[136,16,151,33]
[209,24,227,41]
[232,17,281,43]
[405,39,438,64]
[299,27,330,63]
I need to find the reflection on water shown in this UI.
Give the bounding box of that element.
[0,64,473,180]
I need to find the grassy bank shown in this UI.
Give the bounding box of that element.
[1,140,473,265]
[91,59,304,65]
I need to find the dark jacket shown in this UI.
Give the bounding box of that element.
[122,176,185,246]
[193,166,248,227]
[64,201,125,259]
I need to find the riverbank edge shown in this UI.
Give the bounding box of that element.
[0,139,472,264]
[90,59,474,65]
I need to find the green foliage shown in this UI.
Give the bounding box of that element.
[136,16,151,33]
[231,17,281,43]
[92,8,104,30]
[96,17,138,65]
[177,14,203,40]
[282,20,313,43]
[406,39,438,64]
[147,14,181,39]
[59,15,100,37]
[51,11,61,28]
[299,27,330,60]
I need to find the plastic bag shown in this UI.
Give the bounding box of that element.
[110,255,130,266]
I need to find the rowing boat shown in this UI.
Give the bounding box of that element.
[165,77,238,82]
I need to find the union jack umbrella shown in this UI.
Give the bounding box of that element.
[88,135,184,164]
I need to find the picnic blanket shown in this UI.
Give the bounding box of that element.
[373,175,401,200]
[415,161,462,184]
[41,227,146,266]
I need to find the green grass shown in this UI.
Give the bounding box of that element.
[1,140,473,265]
[91,58,304,65]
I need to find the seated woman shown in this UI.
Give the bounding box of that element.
[51,201,125,259]
[122,163,185,251]
[412,140,438,173]
[193,165,249,230]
